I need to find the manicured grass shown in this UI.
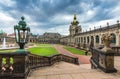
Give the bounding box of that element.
[36,44,52,47]
[0,44,58,56]
[27,47,58,56]
[64,46,85,55]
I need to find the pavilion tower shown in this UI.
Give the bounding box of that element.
[69,14,82,36]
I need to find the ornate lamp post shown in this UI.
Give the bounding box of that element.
[14,16,30,52]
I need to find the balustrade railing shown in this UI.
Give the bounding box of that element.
[28,54,79,69]
[111,46,120,55]
[90,47,117,73]
[0,52,79,79]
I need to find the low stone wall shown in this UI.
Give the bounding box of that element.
[111,46,120,56]
[29,54,79,69]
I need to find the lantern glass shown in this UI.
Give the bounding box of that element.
[15,29,19,43]
[24,31,28,42]
[26,29,30,42]
[19,30,23,42]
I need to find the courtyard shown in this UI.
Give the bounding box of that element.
[27,56,120,79]
[0,0,120,78]
[0,44,90,64]
[0,43,119,79]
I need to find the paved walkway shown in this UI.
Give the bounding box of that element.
[53,45,90,64]
[27,56,120,79]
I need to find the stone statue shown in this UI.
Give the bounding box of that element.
[101,33,113,52]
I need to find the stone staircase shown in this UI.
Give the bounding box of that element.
[27,56,120,79]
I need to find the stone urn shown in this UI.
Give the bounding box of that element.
[101,33,113,52]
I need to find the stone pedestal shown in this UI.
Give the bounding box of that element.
[99,51,117,73]
[0,52,30,79]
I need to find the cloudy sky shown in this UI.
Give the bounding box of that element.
[0,0,120,35]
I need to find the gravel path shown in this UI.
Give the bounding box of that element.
[54,45,91,64]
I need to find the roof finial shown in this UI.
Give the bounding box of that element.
[107,22,109,26]
[71,14,79,25]
[74,13,76,20]
[117,20,119,24]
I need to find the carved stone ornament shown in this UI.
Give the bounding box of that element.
[101,33,113,52]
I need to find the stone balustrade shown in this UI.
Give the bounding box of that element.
[90,47,117,73]
[111,46,120,55]
[0,52,79,79]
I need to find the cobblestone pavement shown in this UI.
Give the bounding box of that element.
[53,45,90,64]
[27,56,120,79]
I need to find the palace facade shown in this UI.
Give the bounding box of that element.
[60,14,120,49]
[29,32,61,44]
[0,31,61,45]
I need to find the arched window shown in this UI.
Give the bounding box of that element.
[84,37,86,43]
[111,33,116,43]
[96,35,99,43]
[81,37,83,43]
[87,36,89,43]
[79,37,80,43]
[91,36,94,41]
[75,29,78,34]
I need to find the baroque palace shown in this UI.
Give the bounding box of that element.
[60,14,119,49]
[29,32,61,44]
[0,31,61,45]
[0,14,119,47]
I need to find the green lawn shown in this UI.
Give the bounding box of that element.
[64,46,86,55]
[0,44,58,64]
[27,47,58,56]
[0,44,58,56]
[36,44,52,47]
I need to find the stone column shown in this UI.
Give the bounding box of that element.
[89,36,91,45]
[94,35,96,47]
[99,35,102,45]
[116,34,119,46]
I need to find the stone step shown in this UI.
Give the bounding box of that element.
[27,60,120,79]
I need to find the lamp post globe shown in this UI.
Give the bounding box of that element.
[14,16,30,52]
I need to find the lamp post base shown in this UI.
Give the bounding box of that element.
[19,43,25,49]
[16,49,28,54]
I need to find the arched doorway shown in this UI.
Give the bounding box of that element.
[96,35,99,43]
[91,36,94,42]
[87,36,89,43]
[90,36,94,47]
[111,33,116,44]
[84,37,86,43]
[81,37,83,43]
